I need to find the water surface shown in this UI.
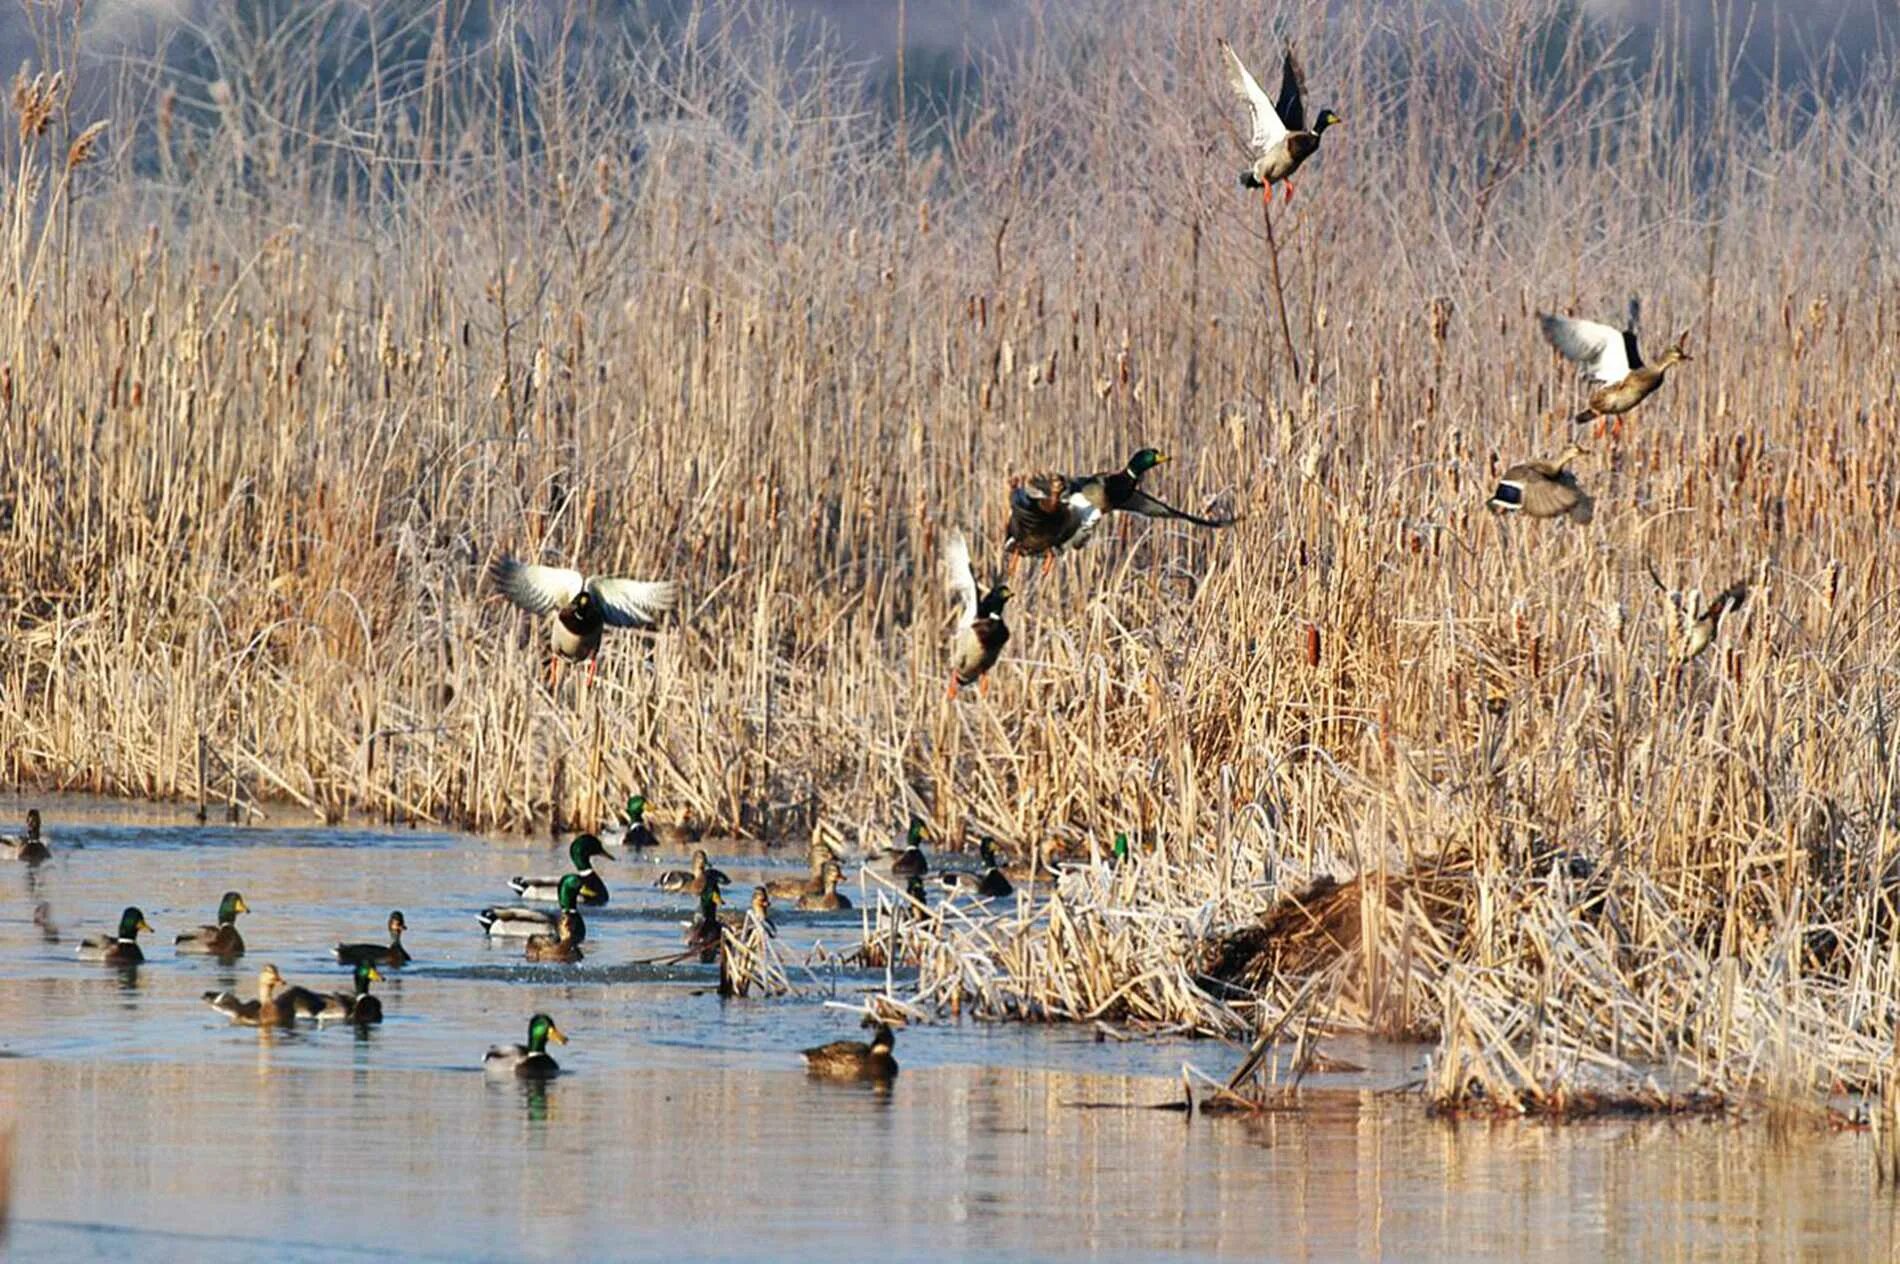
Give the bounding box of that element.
[0,798,1892,1261]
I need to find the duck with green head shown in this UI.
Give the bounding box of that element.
[1005,448,1231,570]
[511,834,611,905]
[488,556,678,687]
[654,848,730,896]
[1219,40,1341,204]
[796,861,852,912]
[279,962,384,1025]
[174,891,250,959]
[335,910,411,968]
[485,1013,568,1078]
[609,795,657,849]
[78,907,152,965]
[479,873,586,940]
[869,817,930,879]
[682,887,726,963]
[3,809,48,864]
[802,1022,899,1081]
[941,839,1013,899]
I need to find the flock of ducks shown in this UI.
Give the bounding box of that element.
[3,36,1747,1092]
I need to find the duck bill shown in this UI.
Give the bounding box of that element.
[136,918,153,934]
[365,966,383,982]
[548,1025,569,1045]
[234,897,250,914]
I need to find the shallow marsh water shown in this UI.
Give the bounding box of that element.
[0,798,1894,1261]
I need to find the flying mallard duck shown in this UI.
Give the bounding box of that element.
[867,817,930,879]
[1487,445,1593,522]
[606,795,657,849]
[940,839,1014,899]
[802,1022,899,1081]
[2,809,48,864]
[762,836,843,901]
[279,962,384,1025]
[654,848,730,896]
[795,861,853,912]
[1538,312,1692,437]
[484,1012,568,1079]
[1647,560,1747,664]
[335,910,411,968]
[944,530,1012,699]
[489,555,679,686]
[1005,449,1232,570]
[1218,39,1340,205]
[511,835,611,905]
[480,872,588,940]
[77,907,151,965]
[173,891,250,959]
[525,907,586,963]
[205,964,306,1026]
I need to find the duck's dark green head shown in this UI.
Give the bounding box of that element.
[977,584,1013,616]
[978,837,1000,867]
[24,809,40,836]
[557,872,585,912]
[217,891,249,924]
[354,962,381,991]
[572,590,595,614]
[906,816,929,847]
[527,1012,567,1052]
[387,910,408,935]
[1128,448,1168,476]
[870,1023,896,1054]
[1113,832,1129,860]
[570,834,610,868]
[118,907,151,939]
[1315,109,1341,134]
[626,794,647,820]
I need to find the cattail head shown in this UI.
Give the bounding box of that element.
[66,118,108,170]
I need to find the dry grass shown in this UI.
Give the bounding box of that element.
[3,0,1899,1110]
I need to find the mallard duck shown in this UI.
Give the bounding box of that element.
[484,1012,568,1078]
[489,555,678,686]
[1488,445,1593,522]
[280,962,384,1025]
[1647,561,1747,663]
[905,873,930,905]
[721,886,775,935]
[801,1022,899,1081]
[511,834,611,905]
[653,816,703,848]
[868,817,930,879]
[944,531,1012,699]
[940,839,1014,899]
[526,908,586,963]
[174,891,250,958]
[1005,450,1231,569]
[77,907,151,965]
[654,848,730,896]
[205,964,304,1026]
[795,861,853,912]
[2,809,48,864]
[335,910,411,968]
[481,871,588,939]
[762,837,841,900]
[1219,40,1340,204]
[1539,312,1692,436]
[682,888,725,963]
[606,794,657,849]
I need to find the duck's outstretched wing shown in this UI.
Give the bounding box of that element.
[944,530,978,630]
[587,577,679,627]
[1538,313,1635,383]
[1274,46,1308,133]
[1118,488,1238,529]
[490,557,585,614]
[1219,39,1286,153]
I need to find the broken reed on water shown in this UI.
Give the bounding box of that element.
[2,0,1898,1112]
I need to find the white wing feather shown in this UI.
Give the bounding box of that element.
[1219,39,1286,154]
[587,577,679,627]
[1065,493,1105,551]
[944,530,978,630]
[1539,314,1632,384]
[491,559,585,615]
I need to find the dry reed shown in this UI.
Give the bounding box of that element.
[3,0,1899,1112]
